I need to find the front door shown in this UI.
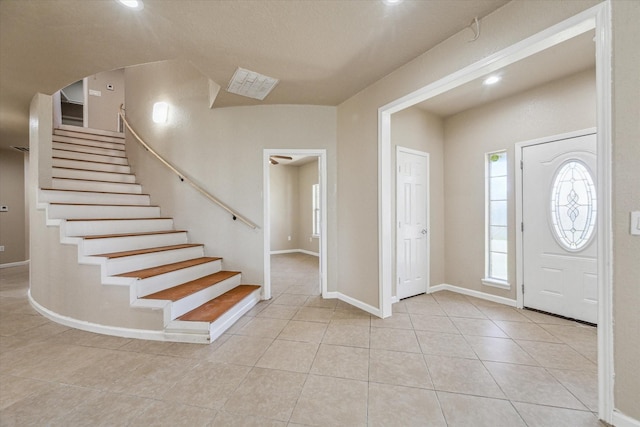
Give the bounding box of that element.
[522,132,597,324]
[397,147,429,300]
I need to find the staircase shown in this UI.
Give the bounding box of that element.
[36,124,261,343]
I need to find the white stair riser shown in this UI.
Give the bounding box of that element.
[54,129,125,144]
[64,218,174,237]
[169,275,242,319]
[53,158,130,174]
[57,124,124,139]
[52,178,142,194]
[80,232,188,256]
[136,261,223,297]
[53,167,136,183]
[53,142,126,158]
[53,135,125,151]
[48,204,161,219]
[40,189,150,206]
[53,149,129,165]
[103,246,205,276]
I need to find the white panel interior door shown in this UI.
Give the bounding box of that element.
[522,133,597,324]
[397,148,429,299]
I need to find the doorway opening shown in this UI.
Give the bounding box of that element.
[263,149,327,301]
[378,3,612,422]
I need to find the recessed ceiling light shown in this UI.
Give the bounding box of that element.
[483,75,501,85]
[227,67,279,101]
[383,0,404,4]
[116,0,144,10]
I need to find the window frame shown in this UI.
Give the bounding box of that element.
[483,150,510,289]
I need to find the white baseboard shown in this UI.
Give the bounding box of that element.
[28,290,209,344]
[391,296,399,304]
[614,410,640,427]
[429,283,517,307]
[0,259,30,269]
[270,249,319,257]
[324,291,382,317]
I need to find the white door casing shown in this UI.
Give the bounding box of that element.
[522,132,597,324]
[396,147,429,299]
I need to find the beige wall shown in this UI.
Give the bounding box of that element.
[270,164,300,251]
[390,108,445,293]
[611,0,640,419]
[87,69,124,132]
[443,68,596,299]
[0,148,27,264]
[124,60,337,288]
[337,0,601,308]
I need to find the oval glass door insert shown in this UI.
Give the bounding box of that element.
[550,160,597,251]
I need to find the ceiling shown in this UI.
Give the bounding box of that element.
[0,0,509,150]
[416,29,596,117]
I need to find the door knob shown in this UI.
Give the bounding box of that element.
[421,229,428,235]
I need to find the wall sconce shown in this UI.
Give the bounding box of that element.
[152,102,169,123]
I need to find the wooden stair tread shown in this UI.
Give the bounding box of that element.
[116,256,221,279]
[49,202,158,207]
[82,230,186,240]
[53,177,140,185]
[142,271,241,301]
[53,147,127,158]
[42,187,149,197]
[96,243,203,259]
[53,166,135,176]
[53,156,129,166]
[66,217,172,222]
[178,285,261,322]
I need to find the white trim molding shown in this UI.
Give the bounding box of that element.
[270,249,319,257]
[325,291,382,318]
[429,283,517,307]
[613,411,640,427]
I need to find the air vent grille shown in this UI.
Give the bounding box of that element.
[226,67,279,101]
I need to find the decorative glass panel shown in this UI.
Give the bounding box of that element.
[550,160,597,251]
[486,150,508,283]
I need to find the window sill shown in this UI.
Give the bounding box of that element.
[481,278,510,290]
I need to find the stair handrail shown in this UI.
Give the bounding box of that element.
[118,105,259,230]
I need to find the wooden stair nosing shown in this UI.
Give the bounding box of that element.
[54,129,125,142]
[53,166,135,177]
[65,217,172,222]
[52,139,126,152]
[81,230,186,240]
[177,285,261,322]
[53,177,140,187]
[53,156,130,167]
[53,147,127,158]
[94,243,204,259]
[48,202,158,207]
[142,271,241,301]
[115,256,221,279]
[41,187,150,197]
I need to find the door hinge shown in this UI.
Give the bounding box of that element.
[520,160,523,170]
[522,283,525,294]
[521,222,524,232]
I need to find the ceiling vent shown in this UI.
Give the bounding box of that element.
[226,67,279,101]
[11,146,29,153]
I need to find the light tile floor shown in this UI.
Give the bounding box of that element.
[0,254,604,426]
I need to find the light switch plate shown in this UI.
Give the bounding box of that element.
[631,211,640,236]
